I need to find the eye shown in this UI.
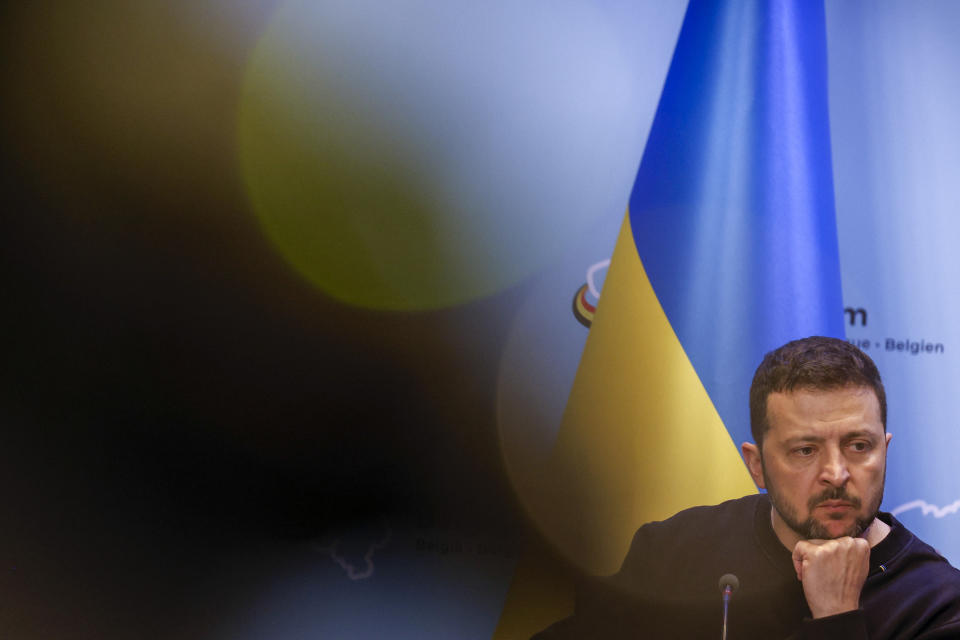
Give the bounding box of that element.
[793,446,816,457]
[848,440,872,453]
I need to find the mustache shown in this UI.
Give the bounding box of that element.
[807,486,862,510]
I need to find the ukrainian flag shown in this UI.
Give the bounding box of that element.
[495,0,846,636]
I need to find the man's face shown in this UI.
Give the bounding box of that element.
[744,386,891,545]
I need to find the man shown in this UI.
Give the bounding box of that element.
[533,336,960,639]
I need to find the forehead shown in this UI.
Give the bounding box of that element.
[765,386,883,437]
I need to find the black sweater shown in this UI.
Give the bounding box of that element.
[533,494,960,639]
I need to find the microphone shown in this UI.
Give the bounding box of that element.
[718,573,739,640]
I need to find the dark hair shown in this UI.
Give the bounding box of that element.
[749,336,886,446]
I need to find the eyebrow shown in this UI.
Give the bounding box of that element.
[782,430,879,446]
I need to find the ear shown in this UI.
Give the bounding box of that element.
[741,442,765,490]
[885,432,893,450]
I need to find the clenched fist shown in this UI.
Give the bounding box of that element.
[792,537,870,618]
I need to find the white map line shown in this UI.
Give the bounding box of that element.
[586,259,610,300]
[891,499,960,519]
[315,527,392,581]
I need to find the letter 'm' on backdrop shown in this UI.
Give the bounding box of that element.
[495,1,848,635]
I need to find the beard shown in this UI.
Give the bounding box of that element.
[762,461,885,540]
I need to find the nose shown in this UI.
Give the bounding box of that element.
[819,446,851,487]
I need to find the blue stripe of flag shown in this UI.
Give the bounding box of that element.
[628,0,846,447]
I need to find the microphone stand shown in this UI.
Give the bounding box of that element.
[720,584,732,640]
[718,573,739,640]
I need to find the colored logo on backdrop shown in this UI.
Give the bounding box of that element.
[572,259,609,328]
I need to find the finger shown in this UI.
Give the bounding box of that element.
[792,542,807,581]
